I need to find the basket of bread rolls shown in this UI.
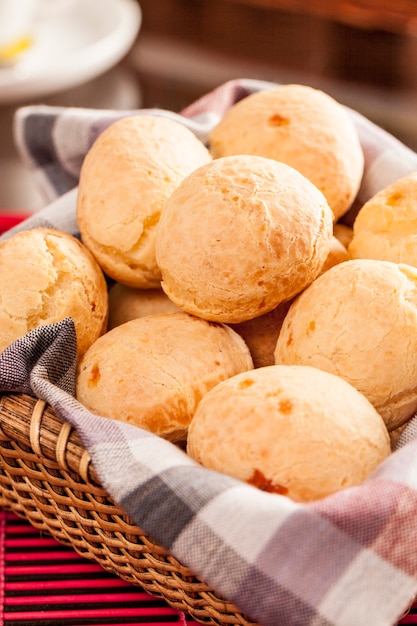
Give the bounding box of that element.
[1,79,417,626]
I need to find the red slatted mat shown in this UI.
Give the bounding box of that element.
[0,215,31,233]
[0,509,198,626]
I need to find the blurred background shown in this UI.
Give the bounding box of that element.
[2,0,417,211]
[133,0,417,144]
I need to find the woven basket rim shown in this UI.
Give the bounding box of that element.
[0,392,98,482]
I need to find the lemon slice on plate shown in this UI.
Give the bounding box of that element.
[0,36,32,65]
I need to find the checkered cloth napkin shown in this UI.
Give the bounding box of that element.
[2,78,417,626]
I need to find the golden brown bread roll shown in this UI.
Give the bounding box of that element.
[274,259,417,431]
[0,228,108,356]
[348,171,417,266]
[231,236,349,367]
[107,283,181,330]
[389,422,408,450]
[209,84,364,221]
[333,222,354,249]
[229,300,292,368]
[77,114,212,288]
[319,235,350,274]
[155,154,333,323]
[187,364,390,502]
[76,312,254,442]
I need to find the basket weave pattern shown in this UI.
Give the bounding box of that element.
[0,392,257,626]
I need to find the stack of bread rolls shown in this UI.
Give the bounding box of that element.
[5,83,415,503]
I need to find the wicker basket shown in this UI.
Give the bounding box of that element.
[0,391,258,626]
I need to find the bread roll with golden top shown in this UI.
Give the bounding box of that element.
[0,228,108,356]
[77,114,212,288]
[107,283,181,330]
[76,312,254,442]
[229,300,292,368]
[348,172,417,266]
[187,364,390,502]
[274,259,417,431]
[155,155,333,324]
[319,235,350,274]
[389,422,408,450]
[231,239,349,368]
[333,222,354,249]
[209,84,364,221]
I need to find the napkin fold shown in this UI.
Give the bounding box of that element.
[2,78,417,626]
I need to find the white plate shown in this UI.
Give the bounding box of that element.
[0,0,142,104]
